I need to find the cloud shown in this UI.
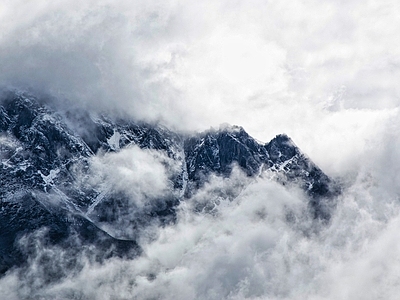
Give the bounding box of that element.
[85,146,174,207]
[74,145,181,239]
[3,139,400,299]
[0,171,310,299]
[1,0,399,177]
[2,0,400,299]
[2,151,400,300]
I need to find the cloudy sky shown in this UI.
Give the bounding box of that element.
[1,0,400,176]
[2,0,400,299]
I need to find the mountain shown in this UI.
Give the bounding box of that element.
[0,92,339,275]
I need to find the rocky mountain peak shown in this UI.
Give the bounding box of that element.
[0,92,339,274]
[265,134,299,164]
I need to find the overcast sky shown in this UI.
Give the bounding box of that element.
[1,0,400,176]
[2,1,400,299]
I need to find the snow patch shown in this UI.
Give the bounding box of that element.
[107,130,121,150]
[39,169,60,186]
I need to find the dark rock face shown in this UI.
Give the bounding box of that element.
[184,126,268,181]
[0,92,339,275]
[0,192,139,274]
[184,127,337,204]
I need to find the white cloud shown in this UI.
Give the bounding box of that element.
[76,145,180,239]
[2,0,400,299]
[4,156,400,299]
[3,146,400,299]
[1,0,399,177]
[86,146,173,207]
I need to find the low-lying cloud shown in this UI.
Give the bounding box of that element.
[3,154,400,299]
[1,0,400,299]
[73,145,181,239]
[84,146,175,207]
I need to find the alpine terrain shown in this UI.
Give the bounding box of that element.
[0,92,338,276]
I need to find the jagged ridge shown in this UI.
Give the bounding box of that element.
[0,92,339,274]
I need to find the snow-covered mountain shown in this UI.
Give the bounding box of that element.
[0,92,339,274]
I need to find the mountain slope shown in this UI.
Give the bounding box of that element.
[0,92,339,275]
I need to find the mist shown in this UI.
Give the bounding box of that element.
[1,0,400,299]
[2,156,400,299]
[1,0,399,174]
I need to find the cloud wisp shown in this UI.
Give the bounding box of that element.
[1,0,400,299]
[1,0,400,175]
[2,152,400,299]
